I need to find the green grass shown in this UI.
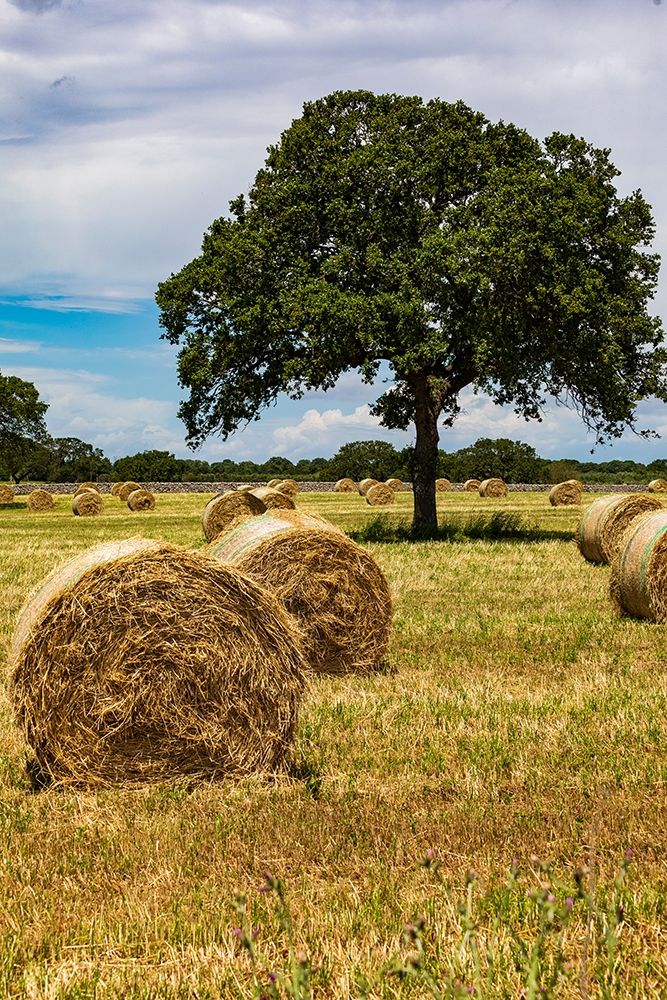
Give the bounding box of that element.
[0,489,666,997]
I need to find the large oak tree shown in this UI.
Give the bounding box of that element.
[156,90,665,532]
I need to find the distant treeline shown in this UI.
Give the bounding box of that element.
[3,435,667,486]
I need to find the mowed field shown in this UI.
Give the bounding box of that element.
[1,489,666,998]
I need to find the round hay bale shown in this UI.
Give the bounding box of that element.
[384,478,405,492]
[251,486,296,511]
[267,478,283,489]
[72,490,104,517]
[275,479,299,496]
[201,490,267,542]
[127,488,156,512]
[358,478,379,496]
[236,484,256,492]
[26,489,55,512]
[549,481,583,507]
[577,493,663,564]
[435,478,452,493]
[463,479,481,492]
[110,482,125,497]
[206,509,392,676]
[610,510,667,621]
[9,539,307,787]
[648,479,667,493]
[479,478,509,498]
[334,478,357,493]
[0,484,15,504]
[118,481,141,501]
[74,482,99,496]
[366,483,395,506]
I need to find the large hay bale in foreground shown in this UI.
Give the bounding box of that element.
[358,478,379,496]
[118,481,141,501]
[0,484,15,504]
[202,490,267,542]
[275,479,299,497]
[435,478,452,493]
[610,510,667,621]
[479,478,509,498]
[26,489,55,512]
[72,490,104,517]
[549,481,583,507]
[206,509,392,676]
[463,479,481,492]
[10,539,307,787]
[648,479,667,493]
[335,478,357,493]
[251,486,296,511]
[74,482,99,496]
[110,482,125,497]
[127,488,156,512]
[577,493,663,564]
[366,483,395,506]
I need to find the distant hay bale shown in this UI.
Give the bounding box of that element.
[335,478,357,493]
[385,478,405,492]
[610,510,667,621]
[118,481,141,501]
[127,488,156,512]
[648,479,667,493]
[275,479,299,496]
[201,490,267,542]
[0,484,15,504]
[72,490,104,517]
[549,481,583,507]
[435,478,452,493]
[206,508,392,676]
[463,479,481,492]
[26,489,55,512]
[366,483,395,506]
[110,482,125,497]
[74,482,99,496]
[236,484,256,492]
[358,478,380,496]
[577,493,663,564]
[9,538,307,787]
[267,479,283,489]
[479,478,509,498]
[251,486,297,511]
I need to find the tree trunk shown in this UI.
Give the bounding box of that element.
[410,375,441,535]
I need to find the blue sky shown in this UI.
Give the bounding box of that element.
[1,0,665,464]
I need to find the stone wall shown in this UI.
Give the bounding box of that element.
[9,481,652,495]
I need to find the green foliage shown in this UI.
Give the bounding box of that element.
[440,438,548,484]
[321,439,408,482]
[0,371,49,483]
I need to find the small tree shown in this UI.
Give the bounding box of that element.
[0,371,49,483]
[442,438,548,484]
[156,90,665,533]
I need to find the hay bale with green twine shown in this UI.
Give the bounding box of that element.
[72,490,104,517]
[201,490,267,542]
[206,508,392,676]
[251,486,296,511]
[27,489,55,512]
[463,479,481,492]
[577,493,663,564]
[549,481,583,507]
[9,538,307,787]
[610,510,667,621]
[435,478,452,493]
[0,484,15,504]
[648,479,667,493]
[479,478,509,498]
[127,489,156,512]
[366,483,395,506]
[358,478,379,496]
[118,481,141,501]
[334,478,357,492]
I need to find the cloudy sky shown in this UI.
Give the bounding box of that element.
[0,0,665,464]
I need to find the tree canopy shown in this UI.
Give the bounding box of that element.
[156,89,665,531]
[0,371,49,483]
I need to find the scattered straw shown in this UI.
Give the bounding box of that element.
[435,478,452,493]
[201,490,266,542]
[549,481,582,507]
[358,478,379,496]
[479,478,509,497]
[0,484,15,504]
[335,478,357,492]
[118,481,141,501]
[251,486,296,511]
[463,479,481,492]
[127,489,156,512]
[366,483,395,506]
[577,493,663,564]
[72,490,104,517]
[648,479,667,493]
[26,489,55,512]
[206,509,392,676]
[10,538,307,786]
[610,510,667,621]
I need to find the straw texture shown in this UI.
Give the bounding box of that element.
[334,478,357,492]
[202,490,266,542]
[118,481,142,501]
[648,479,667,493]
[549,481,583,507]
[72,490,104,517]
[463,479,481,492]
[127,488,156,512]
[0,484,15,504]
[610,510,667,621]
[10,539,307,787]
[358,478,379,496]
[74,482,99,496]
[435,478,452,493]
[577,494,663,564]
[479,478,509,497]
[26,489,55,512]
[366,483,395,506]
[110,482,125,497]
[251,486,297,511]
[275,479,299,496]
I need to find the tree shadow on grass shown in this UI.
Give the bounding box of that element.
[348,512,573,545]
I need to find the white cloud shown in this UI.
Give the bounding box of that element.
[0,336,41,353]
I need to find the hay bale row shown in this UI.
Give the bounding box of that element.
[549,481,583,507]
[479,478,508,498]
[610,510,667,621]
[27,489,55,512]
[577,494,663,564]
[10,539,307,787]
[206,508,392,677]
[0,484,15,504]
